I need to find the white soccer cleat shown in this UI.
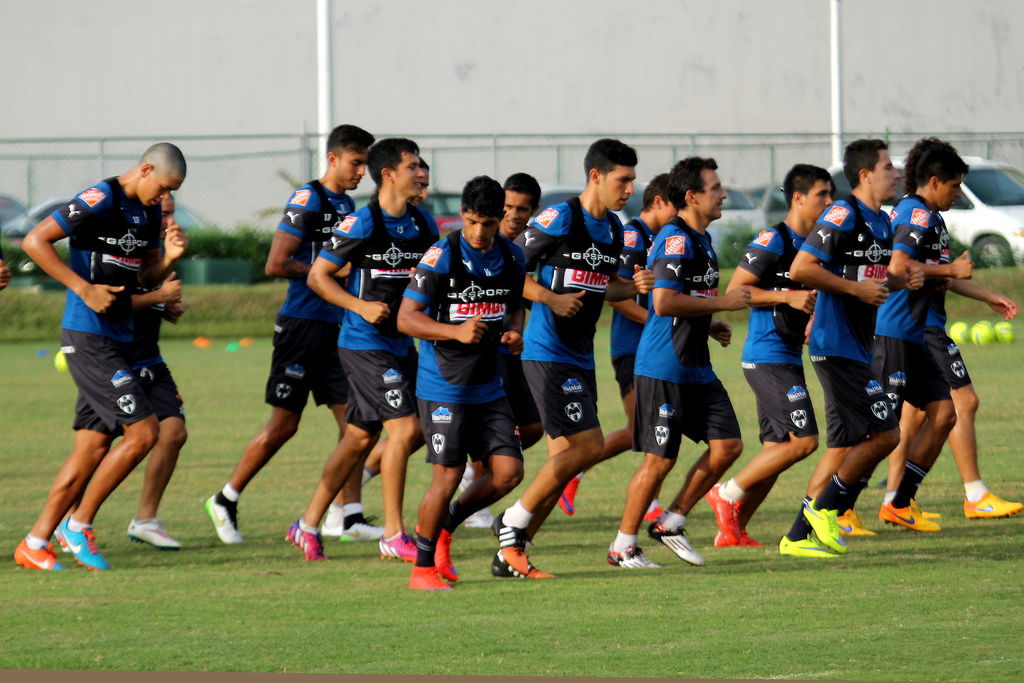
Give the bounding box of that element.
[607,544,661,569]
[205,494,243,544]
[463,507,496,529]
[127,518,182,550]
[647,522,705,566]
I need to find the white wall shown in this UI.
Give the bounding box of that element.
[3,0,1023,139]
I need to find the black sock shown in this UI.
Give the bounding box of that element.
[214,492,235,509]
[786,497,813,541]
[415,533,436,568]
[845,476,871,512]
[892,462,929,508]
[816,475,852,512]
[343,512,366,529]
[443,499,479,533]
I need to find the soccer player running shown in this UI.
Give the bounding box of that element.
[608,157,750,569]
[784,139,922,558]
[881,138,1021,521]
[288,137,437,562]
[559,173,677,518]
[15,143,187,571]
[868,139,975,533]
[205,125,378,546]
[707,164,832,551]
[492,138,654,579]
[458,172,546,529]
[397,176,527,590]
[124,193,188,549]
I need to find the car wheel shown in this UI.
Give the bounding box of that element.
[973,235,1014,268]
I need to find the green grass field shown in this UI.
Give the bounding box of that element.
[1,315,1023,680]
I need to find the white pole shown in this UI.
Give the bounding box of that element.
[830,0,842,165]
[316,0,333,176]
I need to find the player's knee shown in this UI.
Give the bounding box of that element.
[792,434,819,459]
[716,438,743,465]
[957,389,980,418]
[161,420,188,451]
[126,420,159,455]
[491,465,524,494]
[875,428,901,454]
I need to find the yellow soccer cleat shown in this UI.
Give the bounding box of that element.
[964,491,1023,519]
[910,498,940,520]
[837,508,876,536]
[878,502,941,532]
[779,535,839,559]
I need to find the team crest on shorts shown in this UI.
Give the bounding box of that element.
[884,389,901,411]
[951,361,966,378]
[116,394,136,415]
[275,383,292,399]
[790,410,808,429]
[871,400,889,420]
[385,389,403,409]
[655,425,669,446]
[564,402,583,423]
[431,433,445,454]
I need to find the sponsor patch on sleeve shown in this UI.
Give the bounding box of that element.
[822,205,849,226]
[290,189,311,207]
[337,216,357,234]
[753,230,775,247]
[534,207,559,228]
[910,208,930,227]
[421,246,444,267]
[624,230,638,248]
[77,188,106,207]
[665,235,687,255]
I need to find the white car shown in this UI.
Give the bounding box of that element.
[538,183,767,243]
[829,156,1024,265]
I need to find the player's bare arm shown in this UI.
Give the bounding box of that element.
[727,266,816,313]
[790,249,887,305]
[396,298,486,344]
[132,271,182,311]
[652,284,749,318]
[23,216,123,313]
[606,265,654,302]
[265,231,311,279]
[522,273,584,317]
[949,279,1017,320]
[500,308,525,354]
[307,256,389,323]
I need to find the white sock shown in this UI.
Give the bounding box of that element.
[342,502,363,517]
[299,521,318,534]
[324,504,344,526]
[66,516,89,533]
[964,480,988,503]
[460,466,476,490]
[361,467,377,485]
[883,490,896,505]
[26,534,48,550]
[721,478,746,503]
[221,483,240,503]
[574,472,585,482]
[612,531,638,553]
[659,511,686,530]
[502,500,533,529]
[646,498,662,514]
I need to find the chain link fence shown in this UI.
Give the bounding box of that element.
[3,131,1024,232]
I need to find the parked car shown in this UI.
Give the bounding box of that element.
[352,191,463,234]
[0,195,29,237]
[747,184,789,226]
[2,195,212,244]
[539,183,766,243]
[829,156,1024,266]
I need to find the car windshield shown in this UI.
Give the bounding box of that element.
[963,167,1024,207]
[723,189,754,211]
